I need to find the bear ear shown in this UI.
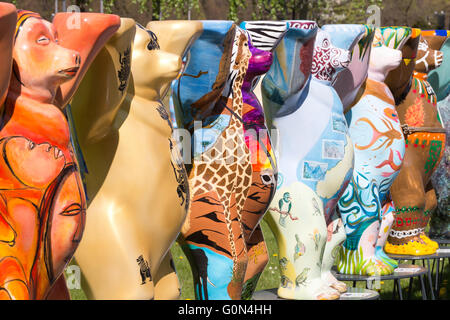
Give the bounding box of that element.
[146,20,203,97]
[52,12,121,109]
[0,3,17,107]
[146,20,203,57]
[423,34,447,51]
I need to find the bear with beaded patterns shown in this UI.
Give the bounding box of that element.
[384,27,446,256]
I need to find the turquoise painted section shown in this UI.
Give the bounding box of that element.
[188,244,234,300]
[340,177,381,250]
[375,246,398,269]
[428,36,450,101]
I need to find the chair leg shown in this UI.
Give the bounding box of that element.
[407,276,413,300]
[392,279,397,300]
[397,279,403,300]
[435,258,440,299]
[419,275,427,300]
[426,259,436,300]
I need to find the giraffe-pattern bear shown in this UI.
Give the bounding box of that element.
[174,22,254,300]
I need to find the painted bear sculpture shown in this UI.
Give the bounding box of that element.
[425,30,450,240]
[411,32,445,248]
[172,21,256,300]
[67,21,200,300]
[146,20,204,300]
[336,27,408,276]
[237,20,287,300]
[0,9,119,300]
[0,3,15,108]
[320,23,375,288]
[384,28,446,256]
[262,22,356,300]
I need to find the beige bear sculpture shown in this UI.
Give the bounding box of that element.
[57,20,201,299]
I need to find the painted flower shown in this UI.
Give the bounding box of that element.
[309,229,321,251]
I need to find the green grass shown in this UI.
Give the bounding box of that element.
[69,288,87,300]
[171,219,281,300]
[69,220,450,300]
